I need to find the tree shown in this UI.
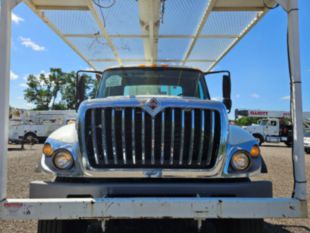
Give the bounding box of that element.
[24,68,96,110]
[60,71,77,109]
[235,117,261,126]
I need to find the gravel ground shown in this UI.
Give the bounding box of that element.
[0,143,309,233]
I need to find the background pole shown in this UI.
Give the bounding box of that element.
[287,0,307,200]
[0,0,12,200]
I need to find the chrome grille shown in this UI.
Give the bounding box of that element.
[83,107,221,169]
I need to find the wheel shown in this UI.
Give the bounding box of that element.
[253,134,264,146]
[215,219,264,233]
[284,141,292,147]
[37,220,89,233]
[306,148,310,154]
[24,133,38,145]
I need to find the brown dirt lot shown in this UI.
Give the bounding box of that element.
[0,143,309,233]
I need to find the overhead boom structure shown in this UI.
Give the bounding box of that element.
[23,0,273,71]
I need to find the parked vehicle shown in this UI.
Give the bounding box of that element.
[9,110,76,143]
[305,132,310,154]
[32,67,270,232]
[235,109,310,146]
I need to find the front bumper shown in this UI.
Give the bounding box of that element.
[30,179,272,198]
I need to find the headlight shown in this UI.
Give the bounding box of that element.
[231,151,250,171]
[53,150,74,170]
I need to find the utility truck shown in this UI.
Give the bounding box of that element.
[34,66,270,232]
[9,110,76,144]
[235,109,310,146]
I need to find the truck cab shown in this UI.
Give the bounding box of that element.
[32,66,271,233]
[244,118,292,146]
[259,118,280,136]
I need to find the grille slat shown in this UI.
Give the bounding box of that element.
[121,109,127,165]
[151,117,155,165]
[111,109,118,164]
[91,109,99,165]
[101,109,108,164]
[170,109,175,165]
[188,110,195,165]
[179,110,185,165]
[131,109,136,164]
[206,111,215,166]
[197,110,205,165]
[141,111,145,165]
[83,107,221,169]
[160,111,165,165]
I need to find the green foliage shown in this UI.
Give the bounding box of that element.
[235,117,261,126]
[24,68,95,110]
[24,68,63,110]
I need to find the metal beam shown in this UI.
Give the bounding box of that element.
[25,0,95,70]
[0,197,307,220]
[213,0,275,11]
[31,0,88,10]
[0,0,11,201]
[86,0,122,65]
[63,34,239,39]
[35,5,89,11]
[182,0,217,65]
[90,59,216,63]
[138,0,161,64]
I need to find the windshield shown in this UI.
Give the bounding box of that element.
[260,120,268,126]
[97,68,209,99]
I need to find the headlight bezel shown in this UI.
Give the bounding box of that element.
[52,149,74,170]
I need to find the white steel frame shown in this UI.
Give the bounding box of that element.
[0,0,308,220]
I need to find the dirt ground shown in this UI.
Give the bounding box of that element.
[0,143,309,233]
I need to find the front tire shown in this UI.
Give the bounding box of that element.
[284,141,292,147]
[37,220,89,233]
[253,134,264,146]
[24,132,38,145]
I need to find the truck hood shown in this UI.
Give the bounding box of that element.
[48,123,78,144]
[81,95,224,108]
[228,125,256,145]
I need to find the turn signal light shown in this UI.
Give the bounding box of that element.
[250,145,260,157]
[42,143,53,156]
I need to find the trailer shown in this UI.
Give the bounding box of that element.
[0,0,307,232]
[235,109,310,146]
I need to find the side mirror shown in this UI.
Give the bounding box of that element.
[75,70,102,110]
[204,70,232,113]
[222,74,232,113]
[76,74,86,110]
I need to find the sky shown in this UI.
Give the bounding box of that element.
[8,1,310,118]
